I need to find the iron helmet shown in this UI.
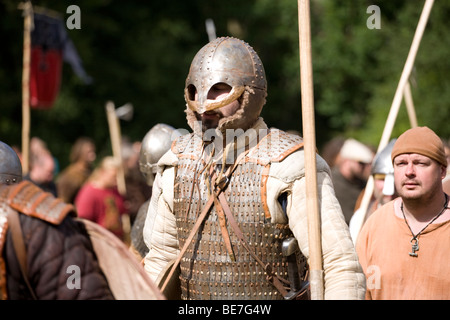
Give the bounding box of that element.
[0,141,23,185]
[139,123,182,186]
[184,37,267,133]
[371,139,397,196]
[371,139,396,176]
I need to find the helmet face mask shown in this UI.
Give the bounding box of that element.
[184,37,267,134]
[185,84,245,115]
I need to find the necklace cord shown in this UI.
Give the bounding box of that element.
[401,193,449,239]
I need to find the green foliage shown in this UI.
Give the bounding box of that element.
[0,0,449,170]
[359,1,450,144]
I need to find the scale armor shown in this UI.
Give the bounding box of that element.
[172,129,307,300]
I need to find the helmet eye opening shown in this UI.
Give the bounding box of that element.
[187,84,197,101]
[207,83,232,101]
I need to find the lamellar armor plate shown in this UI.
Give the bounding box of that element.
[172,129,307,300]
[0,181,75,299]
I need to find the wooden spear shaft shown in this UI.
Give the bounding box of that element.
[352,0,434,242]
[106,101,131,244]
[378,0,434,151]
[105,101,127,196]
[298,0,323,300]
[20,1,32,175]
[404,81,418,128]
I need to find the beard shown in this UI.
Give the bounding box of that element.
[195,111,221,132]
[396,178,441,204]
[201,118,217,132]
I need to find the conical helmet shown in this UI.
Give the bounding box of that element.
[0,141,23,185]
[371,139,397,196]
[371,139,396,176]
[139,123,182,186]
[184,37,267,133]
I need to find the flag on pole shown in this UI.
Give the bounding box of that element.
[30,11,91,109]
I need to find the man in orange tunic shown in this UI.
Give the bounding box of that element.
[356,126,450,299]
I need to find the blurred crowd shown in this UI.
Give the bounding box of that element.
[8,131,450,247]
[11,135,151,245]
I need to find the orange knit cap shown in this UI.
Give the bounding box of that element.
[391,126,447,167]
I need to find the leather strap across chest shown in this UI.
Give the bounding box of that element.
[162,147,290,298]
[161,148,248,293]
[166,130,306,299]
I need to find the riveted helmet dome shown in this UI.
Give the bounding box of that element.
[0,141,23,185]
[139,123,182,186]
[371,139,397,196]
[371,139,396,176]
[184,37,267,133]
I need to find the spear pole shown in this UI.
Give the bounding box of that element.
[378,0,434,151]
[404,81,418,128]
[298,0,323,300]
[105,101,127,196]
[19,1,33,175]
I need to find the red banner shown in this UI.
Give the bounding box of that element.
[29,11,91,109]
[30,47,62,109]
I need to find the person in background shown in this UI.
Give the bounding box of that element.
[441,138,450,205]
[331,138,374,224]
[349,139,398,243]
[56,137,96,204]
[121,137,152,226]
[444,174,450,194]
[129,123,182,261]
[357,126,450,300]
[442,138,450,173]
[75,156,128,241]
[320,137,346,169]
[23,137,57,197]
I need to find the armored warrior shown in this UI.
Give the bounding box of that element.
[130,123,182,260]
[143,37,365,300]
[0,140,114,299]
[0,141,163,300]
